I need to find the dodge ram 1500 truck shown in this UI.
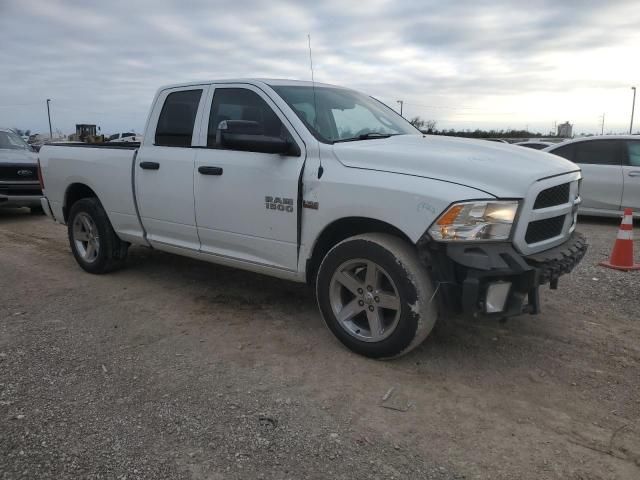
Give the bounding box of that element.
[38,79,587,358]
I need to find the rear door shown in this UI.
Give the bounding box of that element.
[193,84,305,271]
[135,86,208,250]
[622,140,640,211]
[552,140,623,211]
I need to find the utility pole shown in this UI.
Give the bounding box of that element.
[397,100,403,117]
[46,99,53,140]
[630,86,636,134]
[601,113,605,135]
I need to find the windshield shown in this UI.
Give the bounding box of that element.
[0,130,31,150]
[271,85,419,143]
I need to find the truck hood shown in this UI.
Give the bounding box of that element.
[0,148,38,164]
[331,135,579,198]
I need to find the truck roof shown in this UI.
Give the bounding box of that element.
[156,78,350,92]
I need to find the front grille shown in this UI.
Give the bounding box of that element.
[533,183,570,209]
[0,164,37,182]
[0,184,42,197]
[525,216,565,244]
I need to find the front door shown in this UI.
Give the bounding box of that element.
[622,139,640,211]
[135,86,208,250]
[194,85,305,271]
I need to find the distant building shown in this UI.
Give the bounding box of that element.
[557,121,573,138]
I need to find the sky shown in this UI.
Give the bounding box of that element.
[1,0,639,136]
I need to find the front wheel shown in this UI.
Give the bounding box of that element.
[67,197,128,274]
[316,233,438,359]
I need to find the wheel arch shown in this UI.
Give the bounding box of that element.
[63,183,98,223]
[305,217,414,284]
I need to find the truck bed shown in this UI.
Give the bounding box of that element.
[39,143,145,244]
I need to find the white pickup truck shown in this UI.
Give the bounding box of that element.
[38,79,587,358]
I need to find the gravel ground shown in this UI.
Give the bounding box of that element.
[1,209,639,479]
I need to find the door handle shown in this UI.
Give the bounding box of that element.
[198,166,223,176]
[139,161,160,170]
[628,171,640,177]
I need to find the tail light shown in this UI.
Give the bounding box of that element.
[37,158,45,191]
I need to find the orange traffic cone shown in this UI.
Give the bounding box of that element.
[599,208,640,271]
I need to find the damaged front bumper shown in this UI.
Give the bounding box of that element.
[418,231,588,318]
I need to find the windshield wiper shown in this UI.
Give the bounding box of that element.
[333,132,396,143]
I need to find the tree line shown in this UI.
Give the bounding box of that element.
[408,116,551,138]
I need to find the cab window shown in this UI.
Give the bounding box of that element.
[207,88,286,148]
[155,89,203,147]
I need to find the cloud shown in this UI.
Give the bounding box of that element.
[0,0,638,134]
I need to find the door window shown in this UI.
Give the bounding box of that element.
[626,141,640,166]
[207,88,286,148]
[550,143,575,161]
[155,89,203,147]
[573,140,621,165]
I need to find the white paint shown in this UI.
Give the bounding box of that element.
[40,78,580,283]
[617,230,633,240]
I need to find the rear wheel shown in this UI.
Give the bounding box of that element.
[67,197,128,274]
[316,233,438,358]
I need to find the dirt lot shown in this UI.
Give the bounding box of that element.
[1,209,639,479]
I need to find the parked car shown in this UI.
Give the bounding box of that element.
[515,140,555,150]
[38,79,586,358]
[107,132,142,143]
[0,127,42,211]
[544,135,639,217]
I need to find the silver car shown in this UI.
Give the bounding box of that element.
[0,128,42,211]
[544,135,640,217]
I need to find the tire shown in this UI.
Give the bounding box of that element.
[67,197,128,274]
[316,233,438,359]
[29,206,44,215]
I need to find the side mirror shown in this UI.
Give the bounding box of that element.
[217,120,300,156]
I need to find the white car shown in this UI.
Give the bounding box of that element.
[38,79,586,358]
[107,132,142,143]
[0,128,42,210]
[515,141,555,150]
[544,135,640,217]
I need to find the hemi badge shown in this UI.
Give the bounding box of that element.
[302,200,319,210]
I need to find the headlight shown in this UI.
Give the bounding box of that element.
[428,200,519,241]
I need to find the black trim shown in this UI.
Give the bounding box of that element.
[536,169,581,182]
[198,166,223,175]
[417,231,587,318]
[44,142,140,150]
[130,149,150,246]
[296,159,306,262]
[139,161,160,170]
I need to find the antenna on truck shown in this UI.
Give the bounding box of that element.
[308,34,323,179]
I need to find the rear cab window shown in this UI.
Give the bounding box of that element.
[155,89,203,147]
